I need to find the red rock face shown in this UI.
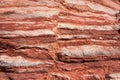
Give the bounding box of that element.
[0,0,120,80]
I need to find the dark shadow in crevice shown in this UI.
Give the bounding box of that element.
[0,42,17,49]
[118,29,120,34]
[0,11,16,16]
[8,77,13,80]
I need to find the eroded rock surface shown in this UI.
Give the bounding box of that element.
[0,0,120,80]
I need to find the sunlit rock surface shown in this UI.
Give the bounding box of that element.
[0,0,120,80]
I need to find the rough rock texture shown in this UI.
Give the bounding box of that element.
[0,0,120,80]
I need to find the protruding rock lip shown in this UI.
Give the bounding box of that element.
[59,45,120,57]
[0,21,55,31]
[57,23,120,31]
[58,34,91,40]
[0,6,60,19]
[64,0,119,15]
[51,72,71,80]
[106,73,120,79]
[81,74,100,80]
[0,0,59,7]
[0,55,54,67]
[0,29,55,37]
[57,45,120,62]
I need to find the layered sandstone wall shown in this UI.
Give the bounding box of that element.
[0,0,120,80]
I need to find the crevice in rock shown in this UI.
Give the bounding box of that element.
[116,10,120,22]
[118,29,120,34]
[0,11,16,15]
[58,38,72,41]
[8,77,13,80]
[0,67,12,73]
[105,74,111,80]
[57,55,120,63]
[0,42,18,50]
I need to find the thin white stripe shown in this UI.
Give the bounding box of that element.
[57,23,120,30]
[0,29,55,37]
[58,34,91,39]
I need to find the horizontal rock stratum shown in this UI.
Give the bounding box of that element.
[0,0,120,80]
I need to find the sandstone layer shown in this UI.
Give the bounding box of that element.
[0,0,120,80]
